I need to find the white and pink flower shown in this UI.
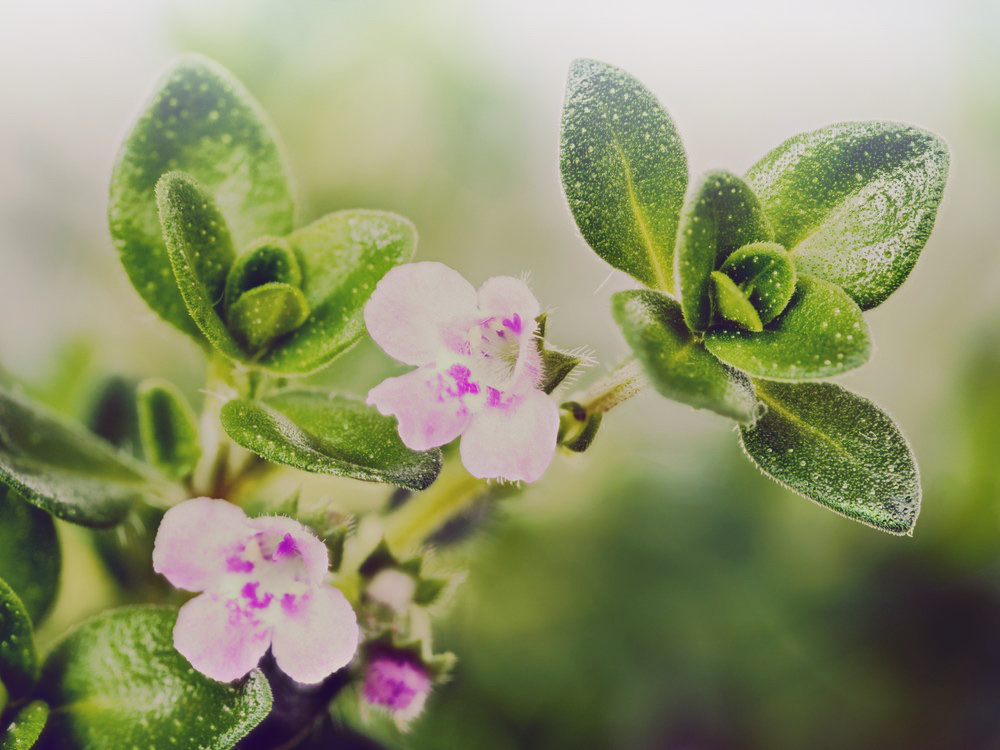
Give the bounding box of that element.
[362,652,432,723]
[364,262,559,483]
[152,497,359,684]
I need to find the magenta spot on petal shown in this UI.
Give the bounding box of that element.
[226,555,254,573]
[275,533,298,559]
[502,313,522,334]
[281,593,300,615]
[241,581,273,610]
[447,364,480,396]
[486,387,502,408]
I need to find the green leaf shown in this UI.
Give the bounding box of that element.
[612,290,757,423]
[675,171,774,332]
[535,314,581,395]
[740,380,920,534]
[745,121,949,310]
[257,211,417,374]
[0,700,48,750]
[227,282,310,351]
[0,577,37,700]
[711,272,763,332]
[0,486,60,626]
[156,171,243,359]
[136,379,201,481]
[704,275,870,381]
[223,236,302,313]
[560,59,688,292]
[0,387,168,528]
[109,54,295,339]
[38,607,271,750]
[718,242,796,325]
[220,390,442,490]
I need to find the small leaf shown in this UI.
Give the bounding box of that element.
[675,171,774,332]
[0,486,60,626]
[560,59,688,291]
[156,171,243,359]
[220,390,442,490]
[38,607,271,750]
[0,700,48,749]
[227,283,310,351]
[109,54,294,339]
[535,314,581,395]
[258,211,417,374]
[223,236,302,312]
[740,380,920,534]
[704,275,870,381]
[0,387,168,528]
[612,290,757,423]
[746,121,949,309]
[136,379,201,481]
[718,242,796,325]
[0,577,37,700]
[711,272,763,332]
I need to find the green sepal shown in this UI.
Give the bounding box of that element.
[746,121,949,309]
[0,485,60,626]
[704,274,870,381]
[413,576,449,607]
[710,272,763,332]
[0,387,172,528]
[718,242,796,325]
[37,607,272,750]
[156,171,243,359]
[361,633,456,683]
[675,170,774,332]
[136,379,201,482]
[0,700,48,749]
[740,380,920,535]
[227,282,310,351]
[109,54,295,339]
[257,210,418,374]
[557,401,604,453]
[560,59,687,292]
[220,390,442,490]
[224,236,302,313]
[535,314,581,395]
[612,290,757,424]
[0,577,38,699]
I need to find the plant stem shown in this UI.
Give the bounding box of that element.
[576,359,646,414]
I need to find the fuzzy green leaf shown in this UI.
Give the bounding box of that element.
[0,577,37,700]
[227,283,310,351]
[220,390,442,490]
[741,380,920,534]
[718,242,796,325]
[0,388,168,528]
[704,275,870,381]
[612,290,757,423]
[560,59,687,291]
[256,211,417,374]
[0,486,60,626]
[136,379,201,481]
[0,700,48,749]
[38,607,271,750]
[156,171,243,359]
[224,237,302,313]
[711,272,763,332]
[675,171,774,332]
[109,54,294,339]
[746,121,949,310]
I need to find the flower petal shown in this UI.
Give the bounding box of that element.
[364,262,478,366]
[271,587,359,684]
[460,389,559,482]
[152,497,253,592]
[247,515,330,586]
[173,593,272,682]
[477,276,541,323]
[368,366,473,451]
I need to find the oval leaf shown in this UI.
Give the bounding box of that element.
[220,391,442,490]
[740,380,920,534]
[711,272,763,332]
[560,58,687,292]
[0,387,168,528]
[257,211,417,374]
[675,170,774,332]
[0,486,60,626]
[0,577,37,700]
[718,242,796,325]
[1,700,48,749]
[224,236,302,312]
[612,290,757,423]
[746,121,949,310]
[227,283,310,352]
[704,275,870,381]
[38,607,271,750]
[109,54,295,339]
[156,171,244,359]
[136,379,201,482]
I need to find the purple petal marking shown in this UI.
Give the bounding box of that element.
[281,593,300,615]
[502,313,522,334]
[275,533,298,559]
[226,554,254,573]
[241,581,274,610]
[363,654,432,712]
[447,364,480,396]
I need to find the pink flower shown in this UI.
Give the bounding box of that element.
[364,262,559,482]
[152,497,359,684]
[362,652,432,722]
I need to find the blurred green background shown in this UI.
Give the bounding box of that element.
[3,0,1000,747]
